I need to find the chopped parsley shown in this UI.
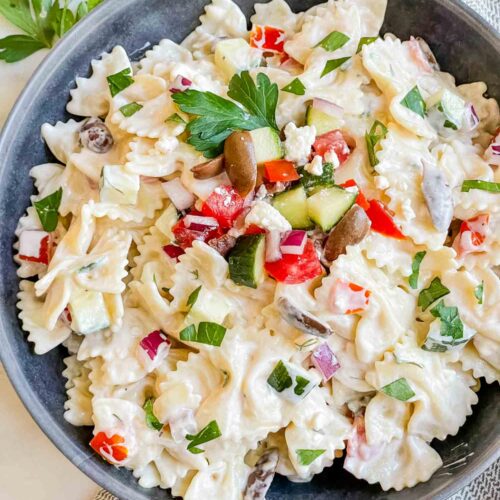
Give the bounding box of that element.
[321,57,350,78]
[400,86,426,118]
[418,277,450,311]
[179,322,226,346]
[294,376,310,396]
[119,102,143,117]
[166,113,187,124]
[409,251,427,289]
[365,120,388,167]
[186,286,202,310]
[461,180,500,193]
[282,78,306,96]
[381,377,415,401]
[299,162,335,193]
[107,68,134,97]
[186,420,221,454]
[474,281,484,305]
[34,187,63,232]
[296,449,326,466]
[267,360,292,393]
[143,398,163,431]
[430,300,464,340]
[316,31,350,52]
[356,36,378,53]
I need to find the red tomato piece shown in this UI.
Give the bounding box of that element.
[313,130,352,165]
[453,214,489,257]
[250,25,286,53]
[264,160,300,182]
[340,179,370,211]
[365,200,406,239]
[245,224,266,235]
[201,185,245,229]
[90,432,128,464]
[265,240,323,284]
[173,211,224,250]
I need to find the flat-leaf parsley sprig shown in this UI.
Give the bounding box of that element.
[0,0,102,63]
[172,70,279,158]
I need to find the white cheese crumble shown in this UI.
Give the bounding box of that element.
[304,155,323,176]
[284,122,316,165]
[324,149,340,168]
[245,200,292,232]
[375,175,390,190]
[401,198,416,221]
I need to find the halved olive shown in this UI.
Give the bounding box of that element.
[244,448,279,500]
[191,154,225,180]
[224,131,257,196]
[80,117,114,154]
[277,297,332,338]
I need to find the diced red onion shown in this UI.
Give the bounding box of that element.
[311,343,340,381]
[139,330,171,367]
[312,98,344,118]
[492,144,500,155]
[170,75,192,94]
[265,231,282,262]
[60,307,72,327]
[280,230,307,255]
[184,214,219,231]
[163,244,185,261]
[169,408,197,443]
[162,178,195,211]
[485,137,500,166]
[463,103,479,131]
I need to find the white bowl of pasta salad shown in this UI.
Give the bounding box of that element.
[0,0,499,499]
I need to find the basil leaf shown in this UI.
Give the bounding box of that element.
[179,322,226,346]
[316,31,350,52]
[187,286,202,309]
[381,377,415,401]
[400,86,426,118]
[296,449,326,466]
[267,360,292,393]
[357,36,378,53]
[107,68,134,97]
[365,120,388,167]
[282,78,306,96]
[299,162,335,193]
[119,102,143,117]
[186,420,221,454]
[409,251,426,289]
[474,281,484,305]
[461,180,500,193]
[430,300,463,340]
[294,375,310,396]
[321,57,350,78]
[418,277,450,311]
[143,398,163,431]
[34,187,62,232]
[166,113,186,124]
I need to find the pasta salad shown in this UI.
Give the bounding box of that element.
[14,0,500,497]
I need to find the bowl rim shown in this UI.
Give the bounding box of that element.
[0,0,498,499]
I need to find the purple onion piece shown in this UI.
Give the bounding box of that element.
[139,330,171,360]
[311,343,340,381]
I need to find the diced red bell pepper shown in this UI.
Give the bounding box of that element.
[264,160,300,183]
[340,179,370,211]
[201,185,245,229]
[250,25,286,53]
[313,130,352,165]
[453,214,489,257]
[330,280,371,315]
[245,224,266,235]
[265,240,323,284]
[18,230,52,264]
[173,211,224,250]
[90,432,128,464]
[365,200,406,240]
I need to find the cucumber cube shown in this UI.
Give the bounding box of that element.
[185,289,232,325]
[272,186,312,229]
[249,127,284,165]
[306,105,344,135]
[155,204,178,240]
[427,89,465,129]
[100,165,140,205]
[307,186,356,232]
[228,234,265,288]
[214,38,261,80]
[69,289,111,335]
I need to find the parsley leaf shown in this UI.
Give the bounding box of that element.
[179,322,226,346]
[400,86,426,118]
[282,78,306,96]
[296,449,326,466]
[461,180,500,193]
[119,102,143,117]
[143,398,163,431]
[381,378,415,401]
[474,281,484,305]
[316,31,349,52]
[267,360,292,393]
[34,187,62,231]
[166,113,186,125]
[321,57,350,77]
[186,285,202,310]
[409,251,426,289]
[357,36,378,53]
[294,375,310,396]
[418,277,450,311]
[186,420,221,454]
[365,120,388,168]
[430,300,464,340]
[107,68,134,97]
[0,34,45,62]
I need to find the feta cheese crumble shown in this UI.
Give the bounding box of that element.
[245,200,292,232]
[284,122,316,165]
[304,155,323,176]
[324,149,340,168]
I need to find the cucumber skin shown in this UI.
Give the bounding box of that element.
[249,127,284,164]
[228,234,265,288]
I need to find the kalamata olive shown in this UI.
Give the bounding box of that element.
[191,154,225,179]
[422,161,453,233]
[80,117,114,153]
[416,37,440,70]
[324,205,370,262]
[244,448,279,500]
[277,297,332,338]
[224,131,257,196]
[208,233,237,256]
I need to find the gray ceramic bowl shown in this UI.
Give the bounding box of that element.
[0,0,498,498]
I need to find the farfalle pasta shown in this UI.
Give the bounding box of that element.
[14,0,499,497]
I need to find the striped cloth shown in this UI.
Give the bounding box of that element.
[95,0,498,498]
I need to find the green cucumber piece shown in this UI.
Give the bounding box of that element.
[272,185,312,229]
[427,89,465,129]
[249,127,284,165]
[307,186,356,231]
[228,234,266,288]
[299,162,335,195]
[306,105,343,135]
